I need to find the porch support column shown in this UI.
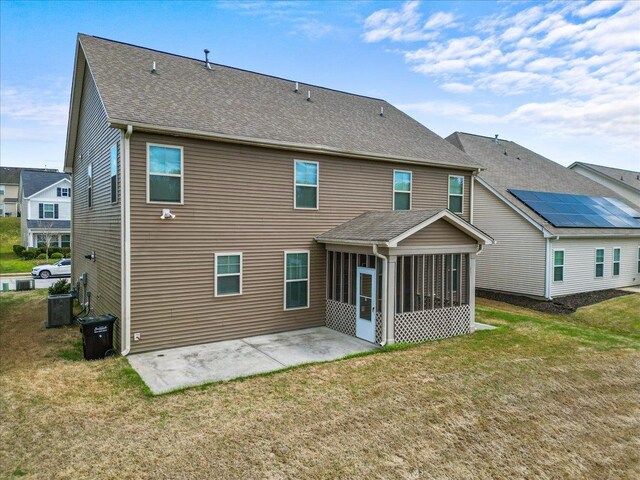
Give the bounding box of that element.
[468,252,477,333]
[386,255,397,344]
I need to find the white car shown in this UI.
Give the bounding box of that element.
[32,259,71,279]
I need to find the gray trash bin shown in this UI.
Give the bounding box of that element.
[47,294,74,328]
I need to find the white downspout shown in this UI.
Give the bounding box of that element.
[372,244,388,347]
[121,125,133,356]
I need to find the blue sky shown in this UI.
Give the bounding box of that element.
[1,0,639,171]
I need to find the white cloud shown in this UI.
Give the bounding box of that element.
[363,1,454,43]
[1,86,68,127]
[363,0,640,145]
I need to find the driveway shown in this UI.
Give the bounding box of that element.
[128,327,378,394]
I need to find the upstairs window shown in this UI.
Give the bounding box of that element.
[215,253,242,297]
[110,144,118,203]
[39,203,58,219]
[57,187,71,197]
[595,248,605,278]
[285,251,309,309]
[637,247,640,274]
[553,250,564,282]
[449,176,464,213]
[0,186,4,195]
[294,160,318,209]
[148,144,183,203]
[393,170,412,210]
[87,163,93,208]
[612,248,621,276]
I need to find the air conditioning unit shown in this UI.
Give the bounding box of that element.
[47,294,74,328]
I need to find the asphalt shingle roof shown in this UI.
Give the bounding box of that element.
[572,162,640,192]
[1,167,58,185]
[27,220,71,229]
[447,132,640,236]
[21,170,70,198]
[77,34,481,170]
[316,210,445,243]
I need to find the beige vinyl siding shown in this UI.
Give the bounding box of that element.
[71,68,122,348]
[128,133,473,353]
[474,182,546,297]
[550,238,640,297]
[398,219,477,246]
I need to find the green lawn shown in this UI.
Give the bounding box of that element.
[1,291,638,479]
[0,218,46,274]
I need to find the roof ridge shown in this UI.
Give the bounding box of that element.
[454,131,514,143]
[80,33,387,102]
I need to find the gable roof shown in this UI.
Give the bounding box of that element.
[1,167,58,185]
[568,162,640,192]
[315,209,493,246]
[65,34,482,172]
[21,170,70,198]
[446,132,640,237]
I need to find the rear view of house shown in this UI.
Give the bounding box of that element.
[447,132,640,299]
[65,35,493,355]
[19,170,71,249]
[568,162,640,208]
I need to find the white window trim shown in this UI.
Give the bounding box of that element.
[448,175,464,214]
[87,162,93,208]
[57,187,71,197]
[214,252,243,297]
[393,169,412,211]
[553,248,565,283]
[110,143,119,204]
[637,246,640,274]
[612,247,621,277]
[146,142,184,205]
[284,250,310,310]
[595,247,605,278]
[293,160,319,210]
[42,203,56,219]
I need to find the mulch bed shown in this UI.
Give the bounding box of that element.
[477,288,633,315]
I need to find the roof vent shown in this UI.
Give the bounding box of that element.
[204,49,212,70]
[150,61,157,75]
[307,90,312,102]
[620,175,624,181]
[380,106,384,117]
[494,134,499,144]
[503,149,508,156]
[294,82,299,93]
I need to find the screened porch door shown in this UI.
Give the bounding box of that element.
[356,267,376,343]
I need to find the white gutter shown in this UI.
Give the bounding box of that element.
[121,125,133,356]
[372,244,388,347]
[544,238,551,299]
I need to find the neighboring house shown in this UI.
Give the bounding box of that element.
[64,35,493,355]
[0,167,57,217]
[19,170,72,248]
[446,132,640,299]
[568,162,640,208]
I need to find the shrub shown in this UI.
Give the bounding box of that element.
[51,252,64,259]
[21,249,38,260]
[49,278,71,295]
[12,245,25,257]
[36,253,47,260]
[61,248,71,258]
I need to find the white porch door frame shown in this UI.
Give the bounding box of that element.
[355,266,376,343]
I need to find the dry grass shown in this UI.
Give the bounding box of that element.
[1,291,639,479]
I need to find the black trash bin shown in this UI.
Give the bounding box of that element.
[78,314,117,360]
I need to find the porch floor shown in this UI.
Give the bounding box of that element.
[128,327,378,394]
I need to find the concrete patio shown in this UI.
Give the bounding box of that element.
[128,327,378,394]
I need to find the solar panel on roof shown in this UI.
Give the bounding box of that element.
[508,189,640,229]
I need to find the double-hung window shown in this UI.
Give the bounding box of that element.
[637,247,640,274]
[57,187,70,197]
[393,170,412,210]
[612,248,621,276]
[39,203,58,219]
[448,176,464,213]
[294,160,318,209]
[110,144,118,203]
[147,144,183,203]
[284,251,309,309]
[553,250,564,282]
[87,163,93,208]
[595,248,605,278]
[215,253,242,296]
[61,234,71,249]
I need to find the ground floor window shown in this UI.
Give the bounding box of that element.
[215,253,242,296]
[61,234,71,248]
[553,250,564,282]
[595,248,605,278]
[612,248,621,276]
[34,233,71,248]
[285,251,309,309]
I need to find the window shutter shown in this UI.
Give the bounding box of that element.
[54,204,59,219]
[39,204,43,219]
[57,187,61,197]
